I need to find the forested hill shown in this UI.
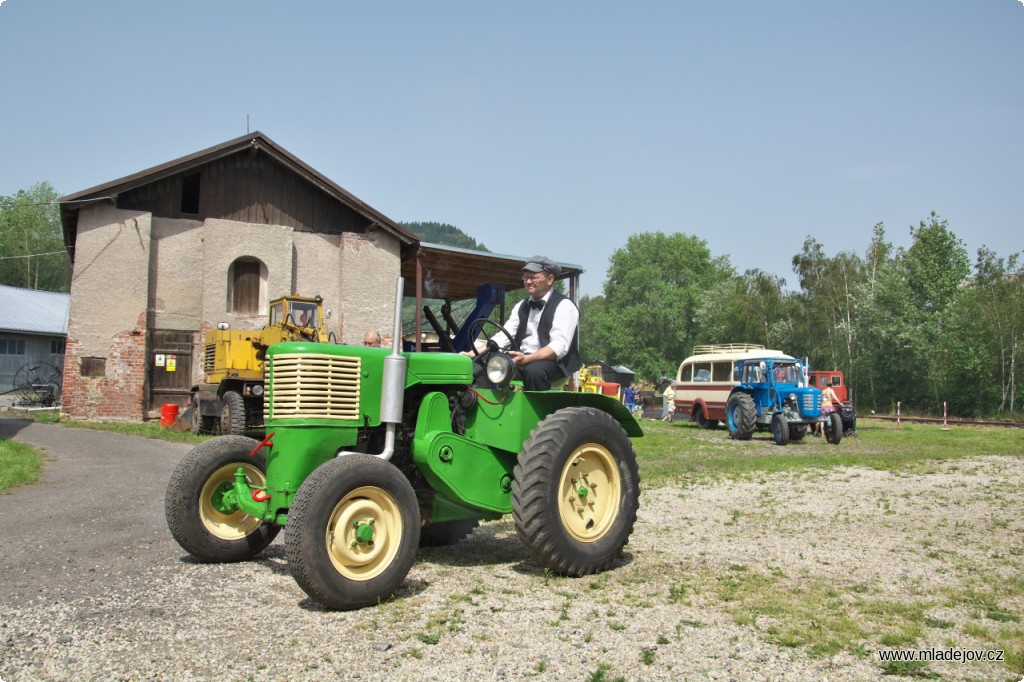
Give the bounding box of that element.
[401,221,488,252]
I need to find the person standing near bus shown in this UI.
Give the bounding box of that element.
[661,383,676,422]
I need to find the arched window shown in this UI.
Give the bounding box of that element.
[228,257,267,314]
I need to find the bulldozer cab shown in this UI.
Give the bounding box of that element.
[269,296,323,330]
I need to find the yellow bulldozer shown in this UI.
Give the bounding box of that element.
[189,294,330,435]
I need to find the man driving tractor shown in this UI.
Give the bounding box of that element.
[464,255,580,390]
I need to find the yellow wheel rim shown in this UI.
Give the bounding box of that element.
[199,463,265,541]
[557,443,621,542]
[325,486,403,581]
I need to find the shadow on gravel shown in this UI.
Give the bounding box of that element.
[173,543,292,576]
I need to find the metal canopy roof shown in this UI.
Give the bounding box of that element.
[402,242,583,302]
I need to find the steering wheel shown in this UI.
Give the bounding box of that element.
[465,318,520,357]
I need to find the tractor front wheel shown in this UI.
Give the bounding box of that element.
[165,435,280,562]
[512,407,640,577]
[726,393,756,441]
[771,413,790,446]
[285,456,420,610]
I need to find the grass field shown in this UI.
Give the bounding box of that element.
[635,418,1024,487]
[0,438,43,491]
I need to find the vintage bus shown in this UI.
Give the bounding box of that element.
[672,344,793,428]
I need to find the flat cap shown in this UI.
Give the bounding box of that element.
[522,255,561,276]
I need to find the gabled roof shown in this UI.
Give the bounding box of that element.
[59,131,417,252]
[0,285,70,335]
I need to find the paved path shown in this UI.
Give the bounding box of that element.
[0,416,192,608]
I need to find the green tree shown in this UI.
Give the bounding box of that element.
[0,182,70,291]
[694,269,794,350]
[872,213,969,411]
[945,248,1023,415]
[791,238,866,389]
[587,232,733,381]
[400,221,489,251]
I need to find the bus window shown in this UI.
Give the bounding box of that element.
[679,363,693,382]
[693,363,711,381]
[712,362,732,382]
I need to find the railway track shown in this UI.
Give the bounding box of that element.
[859,414,1024,429]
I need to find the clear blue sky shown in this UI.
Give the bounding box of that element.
[1,0,1020,298]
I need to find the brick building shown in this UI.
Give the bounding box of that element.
[58,132,417,421]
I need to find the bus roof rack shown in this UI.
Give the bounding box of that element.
[692,343,766,355]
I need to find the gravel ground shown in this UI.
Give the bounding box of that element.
[1,417,1021,681]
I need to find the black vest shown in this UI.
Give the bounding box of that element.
[513,291,581,377]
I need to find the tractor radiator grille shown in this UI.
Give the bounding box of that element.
[801,392,820,413]
[204,344,216,372]
[267,353,361,421]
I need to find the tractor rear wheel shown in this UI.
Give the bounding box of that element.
[693,407,719,430]
[220,390,246,435]
[789,424,808,441]
[165,435,280,562]
[726,393,756,440]
[825,412,844,445]
[286,456,420,610]
[770,413,790,446]
[420,518,480,547]
[512,407,640,577]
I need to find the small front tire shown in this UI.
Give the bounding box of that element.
[286,456,420,610]
[165,435,280,562]
[771,413,790,446]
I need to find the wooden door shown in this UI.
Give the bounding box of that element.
[148,330,194,415]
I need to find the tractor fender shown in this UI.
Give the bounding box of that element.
[521,391,643,438]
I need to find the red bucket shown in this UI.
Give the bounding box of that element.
[160,403,180,428]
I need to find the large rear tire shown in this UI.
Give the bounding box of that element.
[286,456,420,610]
[512,407,640,577]
[165,435,280,562]
[771,413,790,446]
[726,393,756,441]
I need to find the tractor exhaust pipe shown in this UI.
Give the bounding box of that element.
[338,277,406,461]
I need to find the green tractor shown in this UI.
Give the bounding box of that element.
[165,279,642,609]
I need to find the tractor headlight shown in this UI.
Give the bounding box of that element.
[251,384,265,397]
[485,354,516,388]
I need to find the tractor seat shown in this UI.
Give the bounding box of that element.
[549,375,570,390]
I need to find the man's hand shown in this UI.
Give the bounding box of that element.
[508,350,529,366]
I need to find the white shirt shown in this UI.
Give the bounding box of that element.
[491,291,579,360]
